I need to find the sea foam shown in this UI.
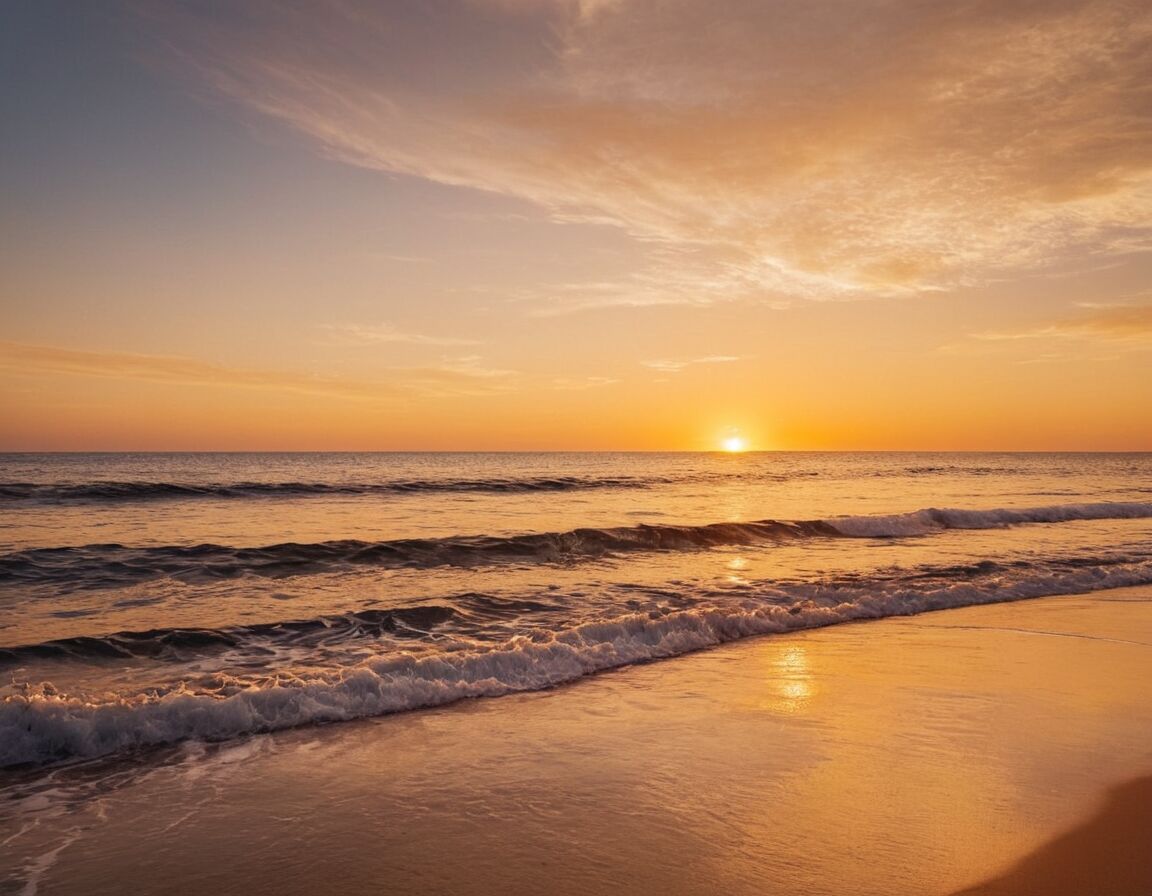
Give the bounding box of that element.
[4,557,1151,768]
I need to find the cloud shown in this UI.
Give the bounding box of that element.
[0,341,513,399]
[369,253,432,264]
[522,244,793,314]
[325,322,481,346]
[1053,303,1152,338]
[641,355,743,373]
[145,0,1152,302]
[974,303,1152,343]
[549,375,619,390]
[429,354,518,378]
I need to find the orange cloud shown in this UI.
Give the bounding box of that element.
[974,303,1152,343]
[641,356,743,373]
[1055,303,1152,338]
[324,323,481,347]
[0,342,516,400]
[145,0,1152,303]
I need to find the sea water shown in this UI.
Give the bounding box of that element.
[1,451,1151,767]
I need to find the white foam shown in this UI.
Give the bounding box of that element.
[827,501,1152,538]
[4,559,1152,768]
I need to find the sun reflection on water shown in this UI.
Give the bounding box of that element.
[760,644,817,714]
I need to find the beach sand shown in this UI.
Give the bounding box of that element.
[6,586,1152,895]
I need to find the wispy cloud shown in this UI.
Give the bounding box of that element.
[0,341,512,399]
[370,253,431,264]
[641,355,743,373]
[522,250,789,316]
[324,323,481,347]
[147,0,1152,302]
[1052,304,1152,339]
[429,354,518,379]
[549,375,619,390]
[974,304,1152,343]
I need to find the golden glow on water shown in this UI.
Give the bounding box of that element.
[757,644,817,714]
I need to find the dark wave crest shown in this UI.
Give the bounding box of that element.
[0,605,459,668]
[0,463,1057,505]
[0,519,837,589]
[0,476,662,503]
[2,502,1150,591]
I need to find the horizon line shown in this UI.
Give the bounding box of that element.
[3,449,1151,455]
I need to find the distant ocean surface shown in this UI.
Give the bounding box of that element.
[2,451,1151,768]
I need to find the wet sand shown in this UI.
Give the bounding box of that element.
[5,586,1152,895]
[956,773,1152,895]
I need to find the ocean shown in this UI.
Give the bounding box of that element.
[2,451,1151,769]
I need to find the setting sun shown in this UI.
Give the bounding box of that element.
[722,436,747,452]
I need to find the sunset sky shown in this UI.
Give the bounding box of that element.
[2,0,1150,450]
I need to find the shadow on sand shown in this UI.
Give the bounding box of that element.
[955,774,1152,896]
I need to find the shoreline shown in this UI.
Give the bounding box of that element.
[4,586,1152,894]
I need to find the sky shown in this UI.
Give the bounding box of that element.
[2,0,1150,451]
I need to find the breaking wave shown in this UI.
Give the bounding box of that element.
[2,501,1150,589]
[4,556,1152,768]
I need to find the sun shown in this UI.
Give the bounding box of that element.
[722,436,747,452]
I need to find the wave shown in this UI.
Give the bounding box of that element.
[0,605,460,668]
[4,557,1151,767]
[0,463,1070,506]
[1,555,1141,670]
[2,501,1150,590]
[0,520,839,589]
[827,502,1152,537]
[0,476,662,503]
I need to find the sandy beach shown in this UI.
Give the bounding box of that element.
[5,585,1151,895]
